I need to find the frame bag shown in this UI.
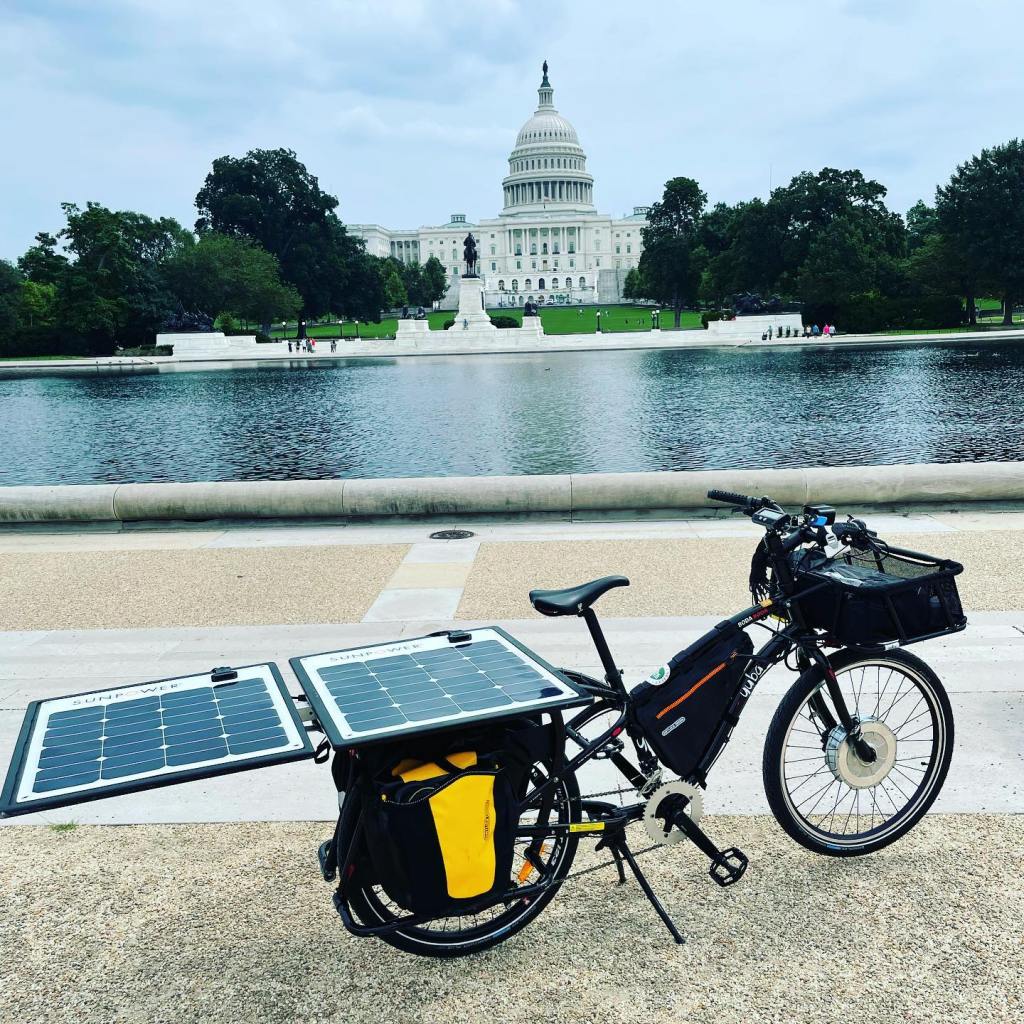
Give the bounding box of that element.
[631,622,754,780]
[360,750,517,918]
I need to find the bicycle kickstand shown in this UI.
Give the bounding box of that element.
[601,834,685,944]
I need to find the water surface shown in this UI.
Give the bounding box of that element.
[0,343,1020,484]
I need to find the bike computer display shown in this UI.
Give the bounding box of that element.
[751,507,787,529]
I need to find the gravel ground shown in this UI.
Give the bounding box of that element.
[1,816,1020,1024]
[0,545,408,630]
[457,531,1024,619]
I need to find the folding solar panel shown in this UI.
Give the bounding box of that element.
[290,627,591,747]
[0,664,314,817]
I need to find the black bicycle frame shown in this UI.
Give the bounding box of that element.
[517,591,865,827]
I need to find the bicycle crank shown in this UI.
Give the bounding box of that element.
[642,780,704,846]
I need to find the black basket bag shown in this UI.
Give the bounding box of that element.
[789,543,966,649]
[631,622,754,780]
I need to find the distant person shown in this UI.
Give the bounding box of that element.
[812,323,820,337]
[330,338,337,353]
[287,339,292,353]
[768,325,773,340]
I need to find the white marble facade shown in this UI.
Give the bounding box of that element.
[351,64,649,309]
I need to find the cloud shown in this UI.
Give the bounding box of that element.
[2,0,1024,258]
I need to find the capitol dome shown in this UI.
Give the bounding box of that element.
[502,62,595,215]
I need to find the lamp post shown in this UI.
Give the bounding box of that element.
[355,320,360,340]
[595,310,601,334]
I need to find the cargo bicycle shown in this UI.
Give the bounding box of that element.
[319,489,964,956]
[0,489,965,958]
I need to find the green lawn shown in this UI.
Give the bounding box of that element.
[268,305,702,340]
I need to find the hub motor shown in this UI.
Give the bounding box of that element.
[824,717,897,789]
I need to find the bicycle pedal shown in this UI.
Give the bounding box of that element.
[318,839,337,882]
[708,847,747,888]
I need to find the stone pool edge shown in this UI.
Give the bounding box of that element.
[1,461,1023,524]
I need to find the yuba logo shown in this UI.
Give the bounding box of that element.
[483,799,493,841]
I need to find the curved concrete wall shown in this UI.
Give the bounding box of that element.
[1,461,1022,523]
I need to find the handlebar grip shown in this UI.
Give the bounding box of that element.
[707,489,755,507]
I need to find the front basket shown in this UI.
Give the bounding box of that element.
[790,544,966,649]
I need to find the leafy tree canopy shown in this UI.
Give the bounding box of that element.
[936,138,1024,324]
[195,147,378,319]
[639,177,708,327]
[165,232,301,324]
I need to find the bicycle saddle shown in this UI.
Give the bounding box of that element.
[529,575,630,617]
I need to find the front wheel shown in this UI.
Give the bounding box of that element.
[763,647,954,856]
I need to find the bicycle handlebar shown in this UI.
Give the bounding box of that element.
[706,489,758,509]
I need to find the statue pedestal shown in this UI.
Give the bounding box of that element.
[454,276,496,333]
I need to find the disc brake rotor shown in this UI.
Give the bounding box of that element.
[642,780,704,847]
[825,717,898,789]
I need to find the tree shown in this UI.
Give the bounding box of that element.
[19,280,57,327]
[905,200,939,254]
[704,198,786,300]
[195,147,378,320]
[419,255,449,306]
[622,266,651,301]
[380,260,408,309]
[639,177,707,328]
[44,202,187,352]
[937,139,1024,325]
[0,260,21,334]
[18,233,68,285]
[165,233,302,324]
[770,168,905,296]
[796,216,876,317]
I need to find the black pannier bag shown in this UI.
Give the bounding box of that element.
[359,749,517,917]
[789,545,966,649]
[631,622,754,780]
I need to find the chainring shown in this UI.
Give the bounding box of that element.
[642,779,704,847]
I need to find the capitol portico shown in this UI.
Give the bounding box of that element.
[350,63,649,309]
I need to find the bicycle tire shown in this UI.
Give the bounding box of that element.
[762,646,954,857]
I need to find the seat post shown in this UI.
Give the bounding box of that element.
[581,608,624,691]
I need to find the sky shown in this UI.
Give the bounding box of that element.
[2,0,1024,260]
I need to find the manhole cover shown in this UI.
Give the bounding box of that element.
[429,529,476,540]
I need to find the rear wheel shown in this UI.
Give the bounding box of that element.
[346,754,581,957]
[763,647,954,856]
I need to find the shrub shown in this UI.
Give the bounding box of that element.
[701,310,731,329]
[489,315,519,329]
[118,345,173,356]
[0,326,113,358]
[803,295,964,334]
[442,319,455,330]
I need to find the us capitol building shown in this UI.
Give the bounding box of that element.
[350,63,650,310]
